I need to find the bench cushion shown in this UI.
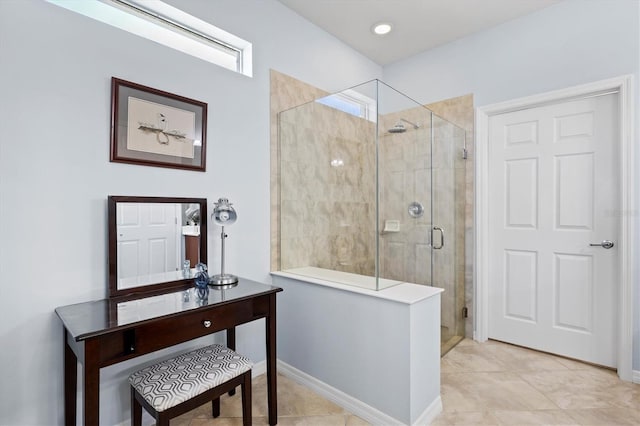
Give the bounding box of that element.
[129,344,252,412]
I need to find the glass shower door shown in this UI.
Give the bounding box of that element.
[378,105,466,355]
[431,115,467,353]
[377,107,433,289]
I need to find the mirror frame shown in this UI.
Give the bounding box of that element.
[108,195,208,298]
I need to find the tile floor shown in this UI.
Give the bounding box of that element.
[435,339,639,425]
[173,339,639,425]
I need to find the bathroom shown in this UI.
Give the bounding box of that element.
[1,1,638,425]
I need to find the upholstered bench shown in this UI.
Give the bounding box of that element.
[129,344,252,426]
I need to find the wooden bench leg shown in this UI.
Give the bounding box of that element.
[130,387,142,426]
[212,396,221,418]
[157,413,169,426]
[242,371,252,426]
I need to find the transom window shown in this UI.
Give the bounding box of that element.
[46,0,253,77]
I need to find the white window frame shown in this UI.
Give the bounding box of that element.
[46,0,253,77]
[316,89,377,122]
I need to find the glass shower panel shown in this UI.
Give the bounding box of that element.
[431,115,467,353]
[278,80,378,289]
[378,104,433,289]
[380,128,431,285]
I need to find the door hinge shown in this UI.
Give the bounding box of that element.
[462,306,468,318]
[462,148,468,160]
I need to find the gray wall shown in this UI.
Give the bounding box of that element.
[384,0,640,371]
[0,1,381,424]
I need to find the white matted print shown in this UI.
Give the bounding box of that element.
[127,97,196,159]
[110,77,207,171]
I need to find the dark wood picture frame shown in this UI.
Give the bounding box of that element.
[108,196,208,298]
[110,77,207,171]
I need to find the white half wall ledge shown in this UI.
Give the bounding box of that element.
[271,269,444,304]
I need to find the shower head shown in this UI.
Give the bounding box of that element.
[388,118,420,134]
[388,123,407,133]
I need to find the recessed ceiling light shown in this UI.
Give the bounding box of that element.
[372,22,392,35]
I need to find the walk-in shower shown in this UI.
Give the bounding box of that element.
[277,79,467,353]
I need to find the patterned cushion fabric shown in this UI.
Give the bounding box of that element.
[129,344,253,412]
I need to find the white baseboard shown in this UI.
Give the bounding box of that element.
[252,359,266,377]
[412,396,443,426]
[277,360,403,425]
[277,360,442,426]
[633,369,640,384]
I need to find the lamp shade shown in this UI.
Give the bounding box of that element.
[212,198,237,225]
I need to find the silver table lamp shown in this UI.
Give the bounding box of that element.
[209,198,238,286]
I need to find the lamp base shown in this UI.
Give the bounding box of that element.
[208,273,238,286]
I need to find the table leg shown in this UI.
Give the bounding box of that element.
[64,330,77,426]
[83,340,100,426]
[226,328,236,396]
[226,327,236,350]
[267,294,278,425]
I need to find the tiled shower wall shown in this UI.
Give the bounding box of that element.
[378,110,433,285]
[270,70,327,272]
[279,101,376,275]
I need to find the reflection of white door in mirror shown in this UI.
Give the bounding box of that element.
[108,196,207,298]
[117,203,180,290]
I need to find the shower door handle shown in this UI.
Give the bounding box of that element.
[433,226,444,250]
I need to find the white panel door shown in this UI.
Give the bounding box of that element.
[488,93,618,367]
[117,203,178,286]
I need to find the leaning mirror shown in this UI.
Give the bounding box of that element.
[108,196,207,298]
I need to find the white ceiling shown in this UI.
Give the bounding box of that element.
[278,0,561,65]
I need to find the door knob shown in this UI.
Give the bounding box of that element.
[589,240,614,249]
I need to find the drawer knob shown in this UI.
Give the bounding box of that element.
[203,320,212,328]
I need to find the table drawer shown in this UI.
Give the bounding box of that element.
[95,294,274,366]
[133,301,254,355]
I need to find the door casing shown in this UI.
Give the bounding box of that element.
[474,75,634,381]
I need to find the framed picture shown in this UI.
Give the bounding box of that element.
[110,77,207,171]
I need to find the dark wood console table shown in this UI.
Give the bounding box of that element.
[56,278,282,425]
